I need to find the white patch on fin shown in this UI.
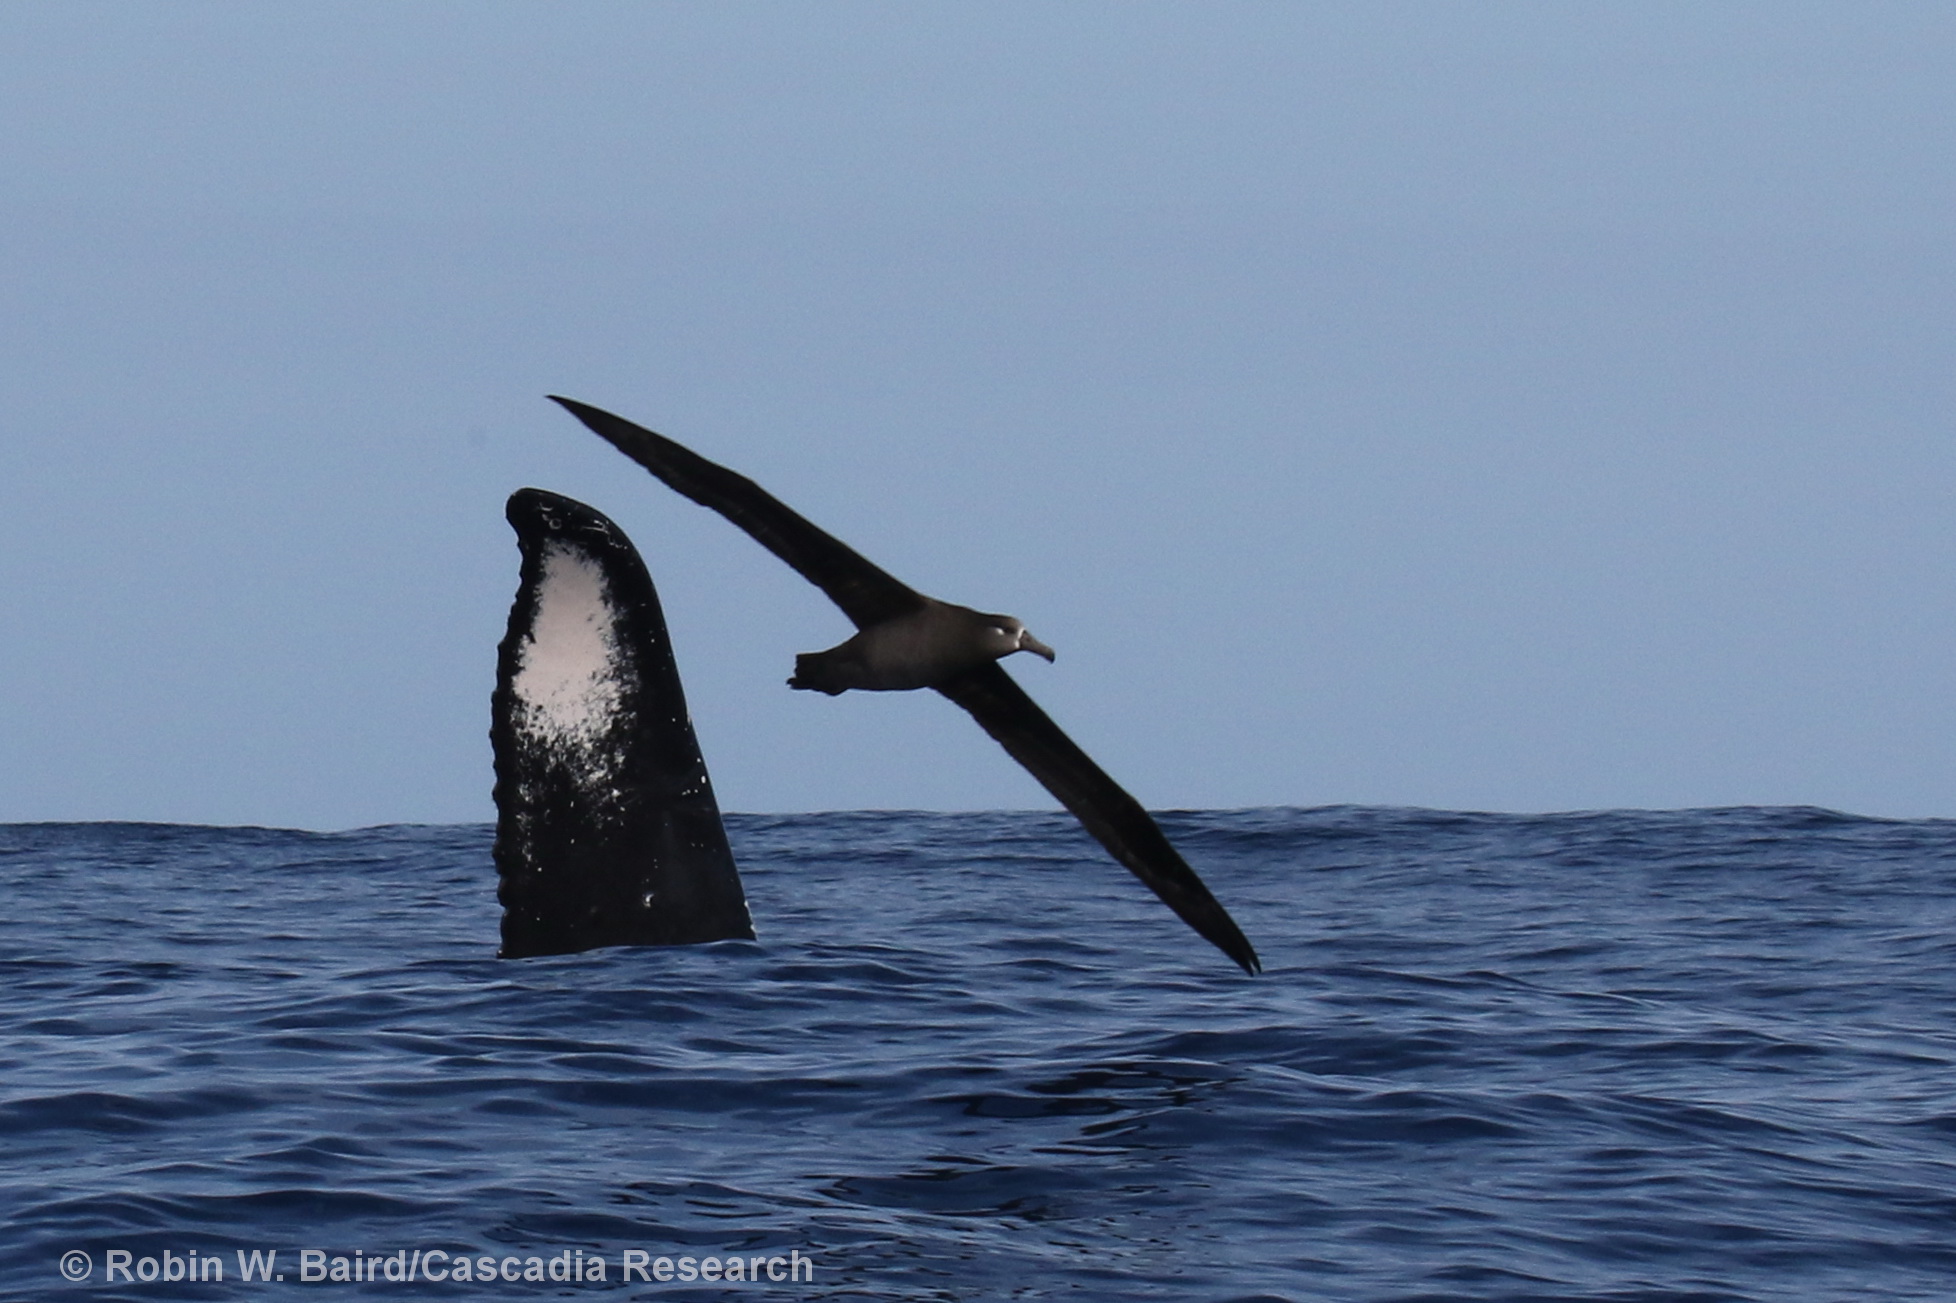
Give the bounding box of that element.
[510,543,632,774]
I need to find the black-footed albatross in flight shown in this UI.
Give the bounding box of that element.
[548,396,1261,976]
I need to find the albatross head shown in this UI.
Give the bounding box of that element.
[980,614,1056,663]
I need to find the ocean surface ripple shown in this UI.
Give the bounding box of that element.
[3,807,1954,1301]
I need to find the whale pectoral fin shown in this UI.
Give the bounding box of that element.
[935,662,1261,975]
[493,488,754,958]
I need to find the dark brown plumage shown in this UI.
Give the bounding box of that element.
[549,396,1261,975]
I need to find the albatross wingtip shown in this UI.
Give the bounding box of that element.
[1193,906,1262,976]
[546,395,665,462]
[546,394,605,424]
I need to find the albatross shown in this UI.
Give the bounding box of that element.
[549,397,1261,976]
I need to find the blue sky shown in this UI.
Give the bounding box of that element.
[3,3,1953,826]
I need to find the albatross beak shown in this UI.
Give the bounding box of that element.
[1018,631,1056,662]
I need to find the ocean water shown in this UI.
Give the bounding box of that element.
[3,807,1954,1302]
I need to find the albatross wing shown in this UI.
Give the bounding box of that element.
[548,396,924,630]
[936,662,1261,975]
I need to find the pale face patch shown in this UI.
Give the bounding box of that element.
[510,543,632,770]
